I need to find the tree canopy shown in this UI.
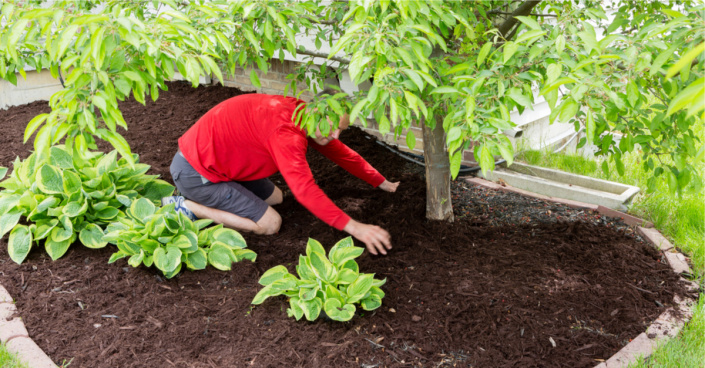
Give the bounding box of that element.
[1,0,702,199]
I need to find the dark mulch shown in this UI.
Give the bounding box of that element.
[0,82,691,368]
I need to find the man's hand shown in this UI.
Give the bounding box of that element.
[343,219,392,255]
[378,180,400,192]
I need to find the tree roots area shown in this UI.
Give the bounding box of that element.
[0,82,692,368]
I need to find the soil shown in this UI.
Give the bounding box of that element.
[0,82,691,368]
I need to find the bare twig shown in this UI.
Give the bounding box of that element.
[296,48,350,64]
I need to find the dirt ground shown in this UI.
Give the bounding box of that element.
[0,82,690,367]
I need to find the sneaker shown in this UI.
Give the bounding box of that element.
[161,196,198,221]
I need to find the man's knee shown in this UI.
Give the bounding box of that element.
[265,186,283,206]
[256,207,281,235]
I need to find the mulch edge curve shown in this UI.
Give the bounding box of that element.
[0,177,697,368]
[465,177,699,368]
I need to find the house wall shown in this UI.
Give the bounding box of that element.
[0,69,62,110]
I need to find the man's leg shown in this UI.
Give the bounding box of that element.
[237,178,283,206]
[170,153,281,235]
[184,200,281,235]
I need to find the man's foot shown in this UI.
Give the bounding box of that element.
[161,196,198,221]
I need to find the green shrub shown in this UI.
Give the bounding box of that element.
[0,146,174,263]
[252,237,385,322]
[104,200,256,278]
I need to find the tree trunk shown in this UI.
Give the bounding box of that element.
[422,117,454,222]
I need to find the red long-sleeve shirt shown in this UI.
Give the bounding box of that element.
[178,94,386,230]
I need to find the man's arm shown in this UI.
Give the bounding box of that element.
[309,139,386,187]
[270,131,392,254]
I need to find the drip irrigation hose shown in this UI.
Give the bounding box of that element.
[372,139,507,177]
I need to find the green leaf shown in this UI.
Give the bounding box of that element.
[37,165,64,194]
[477,42,492,67]
[306,238,326,257]
[8,225,32,264]
[480,145,495,177]
[667,78,705,116]
[62,170,82,194]
[127,251,145,268]
[95,207,119,220]
[252,284,283,305]
[213,228,247,249]
[546,64,562,84]
[288,297,305,320]
[154,245,182,274]
[299,298,323,321]
[503,42,519,64]
[402,69,424,92]
[207,243,233,271]
[559,99,580,123]
[346,274,374,304]
[24,114,49,144]
[406,132,416,151]
[0,210,23,239]
[329,245,364,266]
[249,69,261,88]
[308,251,337,283]
[360,294,382,311]
[232,248,257,262]
[515,16,541,30]
[79,223,107,249]
[555,35,566,54]
[337,268,359,284]
[515,30,546,44]
[577,31,598,53]
[450,150,462,179]
[131,197,156,219]
[430,86,460,94]
[63,200,87,218]
[45,237,72,261]
[507,88,532,107]
[259,265,291,286]
[57,25,79,59]
[666,43,704,79]
[323,298,355,322]
[185,248,208,270]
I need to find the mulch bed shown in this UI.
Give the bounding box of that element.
[0,82,692,368]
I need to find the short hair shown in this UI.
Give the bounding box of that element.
[316,87,339,97]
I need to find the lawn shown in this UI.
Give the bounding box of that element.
[0,342,27,368]
[516,142,704,368]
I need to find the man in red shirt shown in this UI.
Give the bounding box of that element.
[163,92,399,255]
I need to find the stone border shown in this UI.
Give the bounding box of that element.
[0,178,696,368]
[0,285,58,368]
[465,177,698,368]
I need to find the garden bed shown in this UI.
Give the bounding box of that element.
[0,82,691,367]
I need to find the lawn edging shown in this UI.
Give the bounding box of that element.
[0,178,696,368]
[0,285,58,368]
[465,176,699,368]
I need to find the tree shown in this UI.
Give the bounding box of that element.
[1,0,702,222]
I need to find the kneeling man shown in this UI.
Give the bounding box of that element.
[163,92,399,255]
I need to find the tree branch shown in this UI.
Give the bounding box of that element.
[489,10,555,17]
[496,0,543,39]
[296,49,350,64]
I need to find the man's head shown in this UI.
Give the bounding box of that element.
[311,88,350,146]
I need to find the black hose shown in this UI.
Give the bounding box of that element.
[372,139,506,177]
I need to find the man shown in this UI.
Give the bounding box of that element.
[163,91,400,255]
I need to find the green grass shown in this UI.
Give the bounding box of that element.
[515,144,704,368]
[0,342,28,368]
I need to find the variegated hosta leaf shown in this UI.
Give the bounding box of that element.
[8,225,32,264]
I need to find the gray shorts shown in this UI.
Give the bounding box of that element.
[170,152,274,222]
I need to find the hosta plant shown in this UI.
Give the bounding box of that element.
[103,200,256,278]
[252,237,385,322]
[0,146,174,264]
